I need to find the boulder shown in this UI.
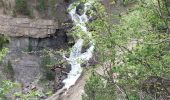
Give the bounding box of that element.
[76,3,85,16]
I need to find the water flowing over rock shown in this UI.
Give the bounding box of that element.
[76,3,85,16]
[62,1,95,90]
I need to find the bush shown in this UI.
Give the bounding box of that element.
[45,71,55,81]
[49,0,57,16]
[5,60,15,81]
[41,52,57,81]
[15,0,30,16]
[37,0,47,12]
[0,81,18,99]
[83,72,116,100]
[0,35,9,50]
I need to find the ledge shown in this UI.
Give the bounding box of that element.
[0,15,58,38]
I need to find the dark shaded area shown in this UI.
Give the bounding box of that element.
[142,76,170,100]
[76,3,85,16]
[7,28,71,53]
[30,28,69,50]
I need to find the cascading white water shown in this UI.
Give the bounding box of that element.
[62,1,95,89]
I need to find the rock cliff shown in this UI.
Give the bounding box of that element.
[0,0,73,98]
[0,0,72,38]
[0,15,57,38]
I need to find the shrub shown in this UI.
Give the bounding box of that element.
[15,0,30,16]
[41,52,56,81]
[0,81,18,99]
[45,71,55,81]
[49,0,57,16]
[5,60,14,81]
[37,0,47,12]
[0,35,9,50]
[83,72,116,100]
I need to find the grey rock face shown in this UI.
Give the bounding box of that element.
[12,54,41,84]
[7,28,69,52]
[0,16,57,38]
[0,0,75,97]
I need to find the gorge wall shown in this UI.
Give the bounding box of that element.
[0,0,72,37]
[0,0,74,98]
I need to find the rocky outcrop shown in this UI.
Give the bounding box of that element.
[0,0,74,38]
[0,0,76,99]
[12,54,41,86]
[7,30,69,52]
[76,3,84,16]
[0,15,58,38]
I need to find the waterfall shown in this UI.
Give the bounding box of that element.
[62,1,95,89]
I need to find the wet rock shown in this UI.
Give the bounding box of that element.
[54,67,67,91]
[86,7,98,22]
[81,63,87,67]
[81,56,97,68]
[76,3,85,16]
[89,16,97,22]
[65,64,71,73]
[88,56,97,66]
[62,19,74,29]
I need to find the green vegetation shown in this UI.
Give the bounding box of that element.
[41,52,56,81]
[14,90,42,100]
[37,0,47,12]
[122,0,138,5]
[1,0,170,99]
[0,36,9,50]
[0,35,9,62]
[0,80,41,100]
[5,60,15,81]
[49,0,58,17]
[41,50,64,81]
[36,0,57,17]
[79,0,170,99]
[83,72,116,100]
[15,0,31,16]
[0,35,15,99]
[0,81,18,99]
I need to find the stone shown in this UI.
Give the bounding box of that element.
[76,3,85,16]
[65,64,71,73]
[0,15,58,38]
[12,54,41,84]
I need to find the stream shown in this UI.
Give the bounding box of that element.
[63,1,95,89]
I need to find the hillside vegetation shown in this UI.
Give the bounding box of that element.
[0,0,67,19]
[0,0,170,100]
[82,0,170,100]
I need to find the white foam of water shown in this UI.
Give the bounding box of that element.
[62,1,95,89]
